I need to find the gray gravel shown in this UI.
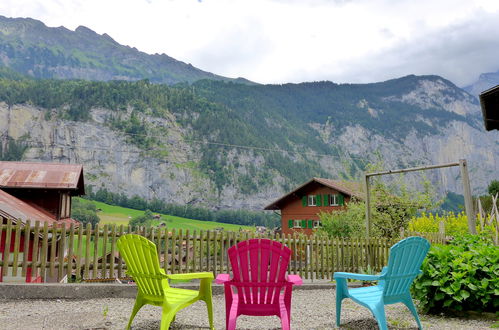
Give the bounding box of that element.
[0,289,494,329]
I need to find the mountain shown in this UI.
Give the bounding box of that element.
[464,69,499,96]
[0,15,252,85]
[1,68,498,210]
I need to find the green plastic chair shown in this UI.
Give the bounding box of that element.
[334,236,430,330]
[117,234,214,330]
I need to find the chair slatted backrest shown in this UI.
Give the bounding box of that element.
[228,239,291,305]
[383,236,430,298]
[117,234,169,297]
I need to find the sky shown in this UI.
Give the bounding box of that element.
[1,0,499,86]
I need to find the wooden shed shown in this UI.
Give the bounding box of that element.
[0,161,84,221]
[0,161,85,283]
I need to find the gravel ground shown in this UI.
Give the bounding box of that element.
[0,289,494,329]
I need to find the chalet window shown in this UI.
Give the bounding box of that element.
[60,193,71,219]
[293,220,302,228]
[313,220,322,228]
[330,194,339,206]
[308,195,316,206]
[60,194,66,219]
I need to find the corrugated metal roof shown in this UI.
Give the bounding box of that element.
[0,161,84,193]
[0,189,58,224]
[264,177,364,210]
[0,189,79,228]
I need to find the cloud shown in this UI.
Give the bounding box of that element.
[316,10,499,86]
[0,0,498,86]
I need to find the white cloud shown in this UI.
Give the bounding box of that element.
[0,0,498,85]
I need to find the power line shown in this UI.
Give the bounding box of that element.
[3,134,370,162]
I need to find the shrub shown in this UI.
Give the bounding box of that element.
[129,209,155,228]
[71,198,100,226]
[412,234,499,314]
[409,212,496,237]
[318,201,364,238]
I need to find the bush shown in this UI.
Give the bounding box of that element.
[318,201,364,237]
[129,209,155,228]
[412,234,499,314]
[71,198,100,226]
[409,212,495,237]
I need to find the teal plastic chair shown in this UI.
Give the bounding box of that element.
[117,234,214,330]
[334,236,430,330]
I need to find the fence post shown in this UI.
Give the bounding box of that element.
[459,159,477,234]
[438,221,445,242]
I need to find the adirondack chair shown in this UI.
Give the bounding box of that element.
[334,236,430,330]
[117,234,214,330]
[216,238,303,330]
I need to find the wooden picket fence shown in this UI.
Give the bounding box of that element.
[0,219,447,283]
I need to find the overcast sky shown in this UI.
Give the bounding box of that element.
[1,0,499,86]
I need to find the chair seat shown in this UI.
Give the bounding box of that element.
[165,287,200,304]
[348,285,383,305]
[232,292,284,316]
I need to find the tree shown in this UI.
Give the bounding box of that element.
[71,198,100,226]
[129,209,155,228]
[488,180,499,197]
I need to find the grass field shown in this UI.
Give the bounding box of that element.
[90,200,253,232]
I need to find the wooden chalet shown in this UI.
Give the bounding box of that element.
[264,178,362,236]
[0,161,85,283]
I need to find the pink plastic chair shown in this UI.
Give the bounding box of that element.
[216,238,303,330]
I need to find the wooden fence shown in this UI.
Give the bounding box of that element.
[0,219,447,283]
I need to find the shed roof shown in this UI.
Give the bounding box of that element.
[479,85,499,131]
[0,189,78,228]
[264,177,363,210]
[0,161,84,194]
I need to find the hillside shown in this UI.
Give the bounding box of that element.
[0,15,252,85]
[1,67,498,211]
[90,200,253,232]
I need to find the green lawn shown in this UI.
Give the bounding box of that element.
[90,200,253,232]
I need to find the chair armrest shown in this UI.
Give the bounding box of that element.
[167,272,214,281]
[215,273,231,284]
[333,272,381,281]
[286,274,303,286]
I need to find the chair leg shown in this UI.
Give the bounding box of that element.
[204,298,214,330]
[160,308,176,330]
[279,308,291,330]
[126,296,145,330]
[200,278,215,330]
[372,303,387,330]
[403,297,423,329]
[227,305,239,330]
[335,278,348,327]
